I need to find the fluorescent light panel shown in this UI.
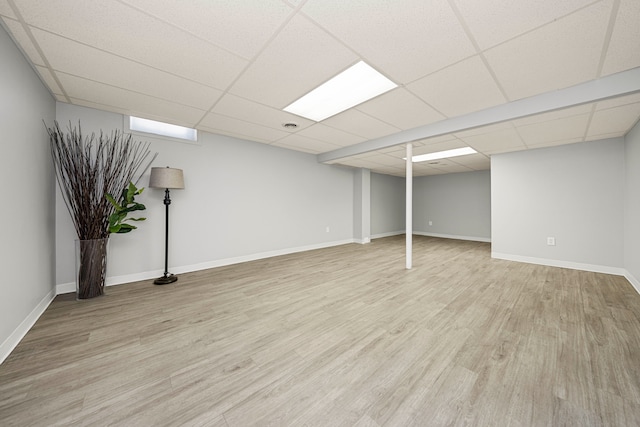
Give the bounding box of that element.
[130,116,197,141]
[283,61,397,122]
[411,147,477,163]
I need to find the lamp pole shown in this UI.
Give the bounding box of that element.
[155,188,176,284]
[149,166,184,285]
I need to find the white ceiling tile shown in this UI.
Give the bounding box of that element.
[449,153,489,164]
[197,126,271,145]
[120,0,292,59]
[70,96,205,133]
[484,145,530,155]
[2,17,44,65]
[229,14,357,108]
[211,94,315,132]
[525,138,583,150]
[407,55,507,117]
[302,0,475,84]
[596,93,640,110]
[601,0,640,76]
[485,1,612,100]
[377,144,410,156]
[512,104,593,127]
[32,29,222,110]
[272,134,342,154]
[4,1,639,168]
[322,109,401,140]
[516,113,591,146]
[13,0,248,89]
[296,123,365,147]
[585,132,627,141]
[35,65,62,95]
[360,154,405,168]
[58,74,207,126]
[355,88,445,130]
[455,127,526,153]
[587,103,640,136]
[416,158,473,173]
[0,3,17,19]
[454,0,595,50]
[450,155,491,171]
[199,112,290,143]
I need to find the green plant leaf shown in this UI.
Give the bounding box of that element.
[124,217,146,222]
[117,223,136,233]
[105,193,119,209]
[126,182,136,204]
[106,181,147,235]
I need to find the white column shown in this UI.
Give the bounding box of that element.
[406,143,413,269]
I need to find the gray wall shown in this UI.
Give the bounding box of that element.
[625,120,640,287]
[371,172,405,237]
[491,138,625,272]
[0,24,56,360]
[413,170,491,241]
[55,103,356,288]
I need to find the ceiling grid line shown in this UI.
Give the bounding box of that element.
[193,1,308,128]
[6,0,70,103]
[2,1,638,177]
[446,0,510,102]
[114,0,252,62]
[596,0,622,77]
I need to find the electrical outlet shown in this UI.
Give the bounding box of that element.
[326,226,330,233]
[547,237,556,246]
[428,221,433,226]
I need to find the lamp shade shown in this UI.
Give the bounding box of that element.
[149,167,185,189]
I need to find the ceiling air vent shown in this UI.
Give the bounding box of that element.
[282,122,298,129]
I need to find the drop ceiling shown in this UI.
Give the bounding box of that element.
[1,0,639,177]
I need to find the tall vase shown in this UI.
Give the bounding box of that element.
[75,238,109,299]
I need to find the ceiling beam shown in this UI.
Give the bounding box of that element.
[317,66,640,163]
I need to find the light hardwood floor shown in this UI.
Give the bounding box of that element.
[2,235,640,426]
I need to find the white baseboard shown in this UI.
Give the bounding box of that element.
[0,289,56,365]
[172,239,356,274]
[371,231,404,239]
[56,269,164,294]
[624,270,640,294]
[491,252,626,276]
[415,231,491,243]
[57,238,357,295]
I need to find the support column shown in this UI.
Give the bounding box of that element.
[353,168,371,244]
[406,143,412,269]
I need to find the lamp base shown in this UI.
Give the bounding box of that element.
[154,274,178,285]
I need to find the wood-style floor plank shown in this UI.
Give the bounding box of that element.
[1,235,640,426]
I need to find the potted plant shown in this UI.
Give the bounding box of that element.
[48,121,156,299]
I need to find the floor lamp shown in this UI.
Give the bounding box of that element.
[149,166,185,285]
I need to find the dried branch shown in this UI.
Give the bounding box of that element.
[48,120,157,240]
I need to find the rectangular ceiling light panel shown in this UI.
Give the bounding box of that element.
[283,61,397,122]
[411,147,477,163]
[130,116,197,141]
